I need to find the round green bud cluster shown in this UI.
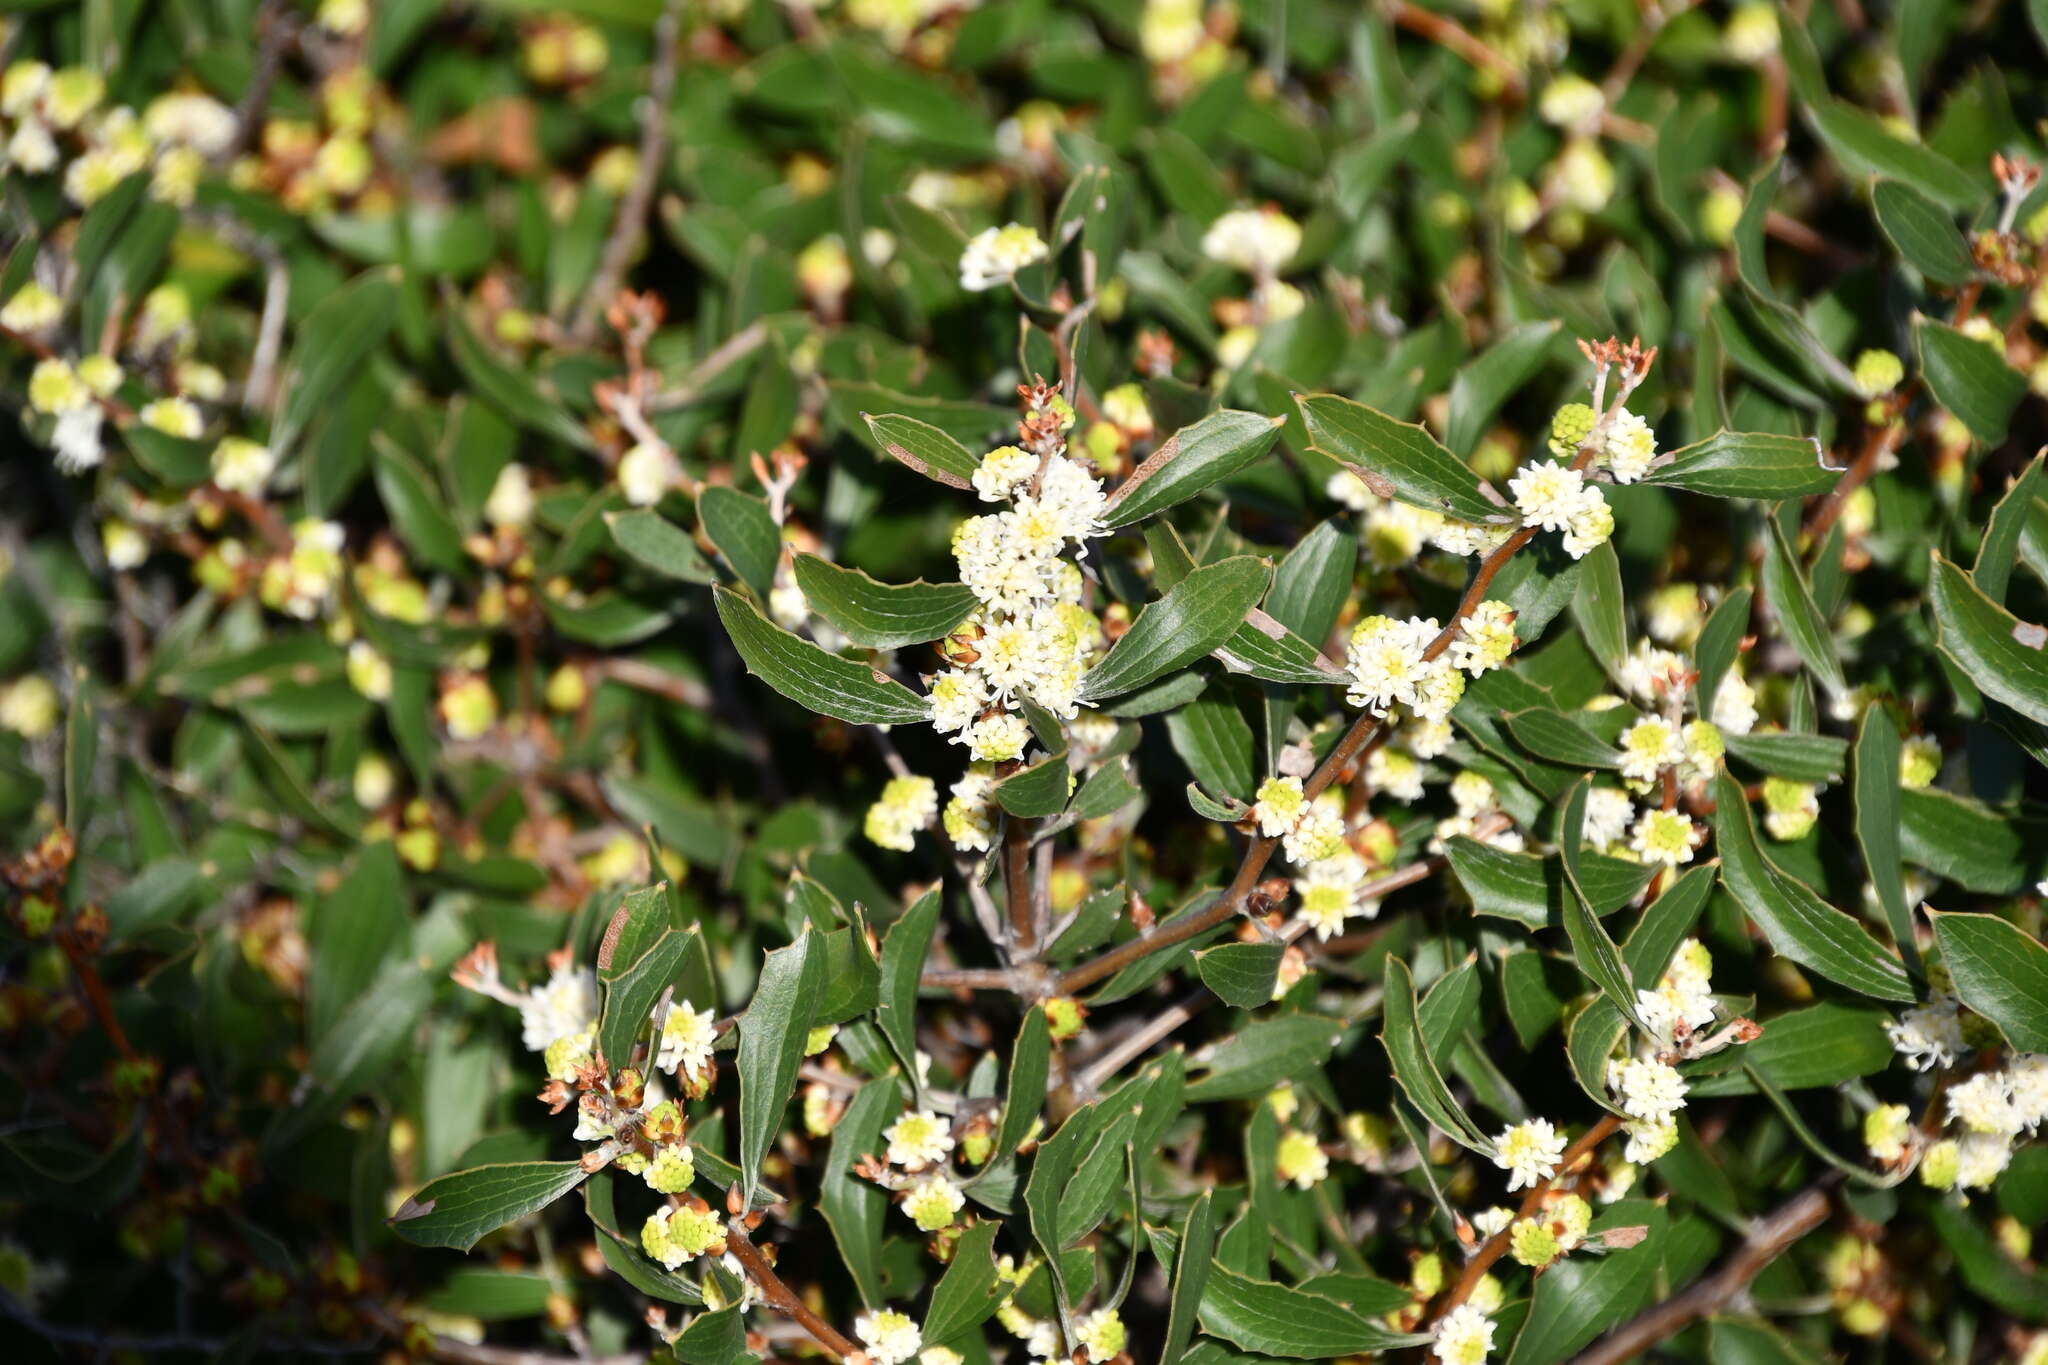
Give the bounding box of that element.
[1547,403,1598,458]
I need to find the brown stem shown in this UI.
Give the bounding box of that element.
[1430,1115,1623,1327]
[1386,0,1526,100]
[722,1219,859,1360]
[1565,1179,1836,1365]
[1004,814,1037,954]
[569,0,683,343]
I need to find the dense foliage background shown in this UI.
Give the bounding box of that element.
[6,1,2048,1363]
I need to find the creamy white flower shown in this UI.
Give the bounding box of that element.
[51,405,105,474]
[973,444,1039,502]
[1607,1056,1688,1123]
[2009,1055,2048,1132]
[485,462,535,529]
[1617,717,1683,783]
[1537,73,1604,129]
[1345,614,1435,715]
[1583,787,1634,846]
[1493,1118,1567,1191]
[1955,1132,2012,1190]
[1282,800,1347,866]
[1711,670,1758,735]
[617,441,680,506]
[959,223,1048,291]
[1948,1072,2023,1136]
[1253,775,1306,837]
[1325,468,1372,511]
[1448,600,1517,676]
[1559,486,1614,559]
[1887,996,1964,1072]
[1509,460,1586,531]
[884,1110,954,1171]
[855,1310,923,1365]
[656,998,718,1083]
[1450,770,1495,819]
[519,962,598,1052]
[144,91,237,155]
[1201,206,1302,275]
[865,775,939,853]
[1432,1303,1496,1365]
[1629,808,1696,866]
[927,668,988,735]
[1622,1115,1678,1164]
[1603,410,1657,483]
[1366,746,1425,802]
[965,710,1030,762]
[7,119,58,174]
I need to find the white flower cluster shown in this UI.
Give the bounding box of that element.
[2,63,230,210]
[959,223,1049,291]
[1918,1056,2048,1192]
[1886,994,1965,1072]
[1507,458,1612,559]
[864,774,939,852]
[1201,205,1302,277]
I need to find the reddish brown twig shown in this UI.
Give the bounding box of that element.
[1565,1179,1836,1365]
[1386,0,1526,100]
[1428,1114,1623,1327]
[722,1218,860,1360]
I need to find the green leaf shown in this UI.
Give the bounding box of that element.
[1381,957,1491,1152]
[1297,392,1502,522]
[669,1306,748,1365]
[1506,1203,1664,1365]
[1930,910,2048,1051]
[1186,1013,1343,1101]
[1694,587,1753,718]
[1445,320,1562,457]
[1161,1189,1215,1365]
[1687,1002,1895,1095]
[1644,430,1836,500]
[448,312,594,450]
[699,487,781,599]
[994,1006,1051,1167]
[1503,709,1623,770]
[1928,553,2048,726]
[1446,837,1656,931]
[1806,96,1982,209]
[607,510,717,583]
[1872,181,1976,287]
[1622,864,1717,984]
[1899,787,2048,893]
[1165,693,1255,803]
[1712,771,1914,1001]
[1928,1199,2048,1322]
[1556,779,1641,1024]
[1078,557,1270,702]
[878,888,942,1089]
[791,554,977,650]
[1724,732,1848,782]
[1198,1263,1427,1358]
[121,425,212,488]
[1709,1317,1831,1365]
[1195,942,1285,1008]
[859,411,979,490]
[390,1161,588,1251]
[1854,706,1920,979]
[1266,520,1357,643]
[1567,997,1630,1115]
[372,437,466,575]
[821,1078,898,1307]
[923,1220,1007,1345]
[714,586,929,725]
[1916,316,2025,446]
[1976,453,2046,605]
[1102,409,1285,528]
[1763,516,1846,695]
[597,921,702,1071]
[1213,613,1348,685]
[737,931,824,1204]
[1571,541,1628,680]
[274,270,400,456]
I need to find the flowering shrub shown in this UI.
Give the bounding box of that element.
[7,2,2048,1364]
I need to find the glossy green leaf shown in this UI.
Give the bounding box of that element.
[1505,1203,1665,1365]
[1381,957,1490,1152]
[1078,556,1269,702]
[275,271,400,456]
[1712,771,1913,1000]
[1161,1189,1214,1365]
[1556,779,1640,1023]
[1724,732,1848,782]
[791,554,977,649]
[699,486,781,599]
[737,931,823,1204]
[1644,430,1836,500]
[994,1006,1051,1167]
[860,411,979,489]
[448,312,593,450]
[1872,180,1975,286]
[1446,837,1657,930]
[1186,1013,1343,1100]
[1198,1264,1427,1358]
[1297,392,1502,522]
[1503,709,1623,770]
[1854,706,1919,979]
[820,1078,898,1307]
[714,586,929,725]
[1928,553,2048,726]
[1930,910,2048,1051]
[1195,941,1285,1008]
[1917,316,2025,446]
[1763,517,1845,695]
[607,509,717,583]
[391,1162,588,1251]
[1571,540,1628,679]
[878,888,943,1088]
[1445,320,1561,457]
[1102,409,1285,528]
[923,1220,1007,1345]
